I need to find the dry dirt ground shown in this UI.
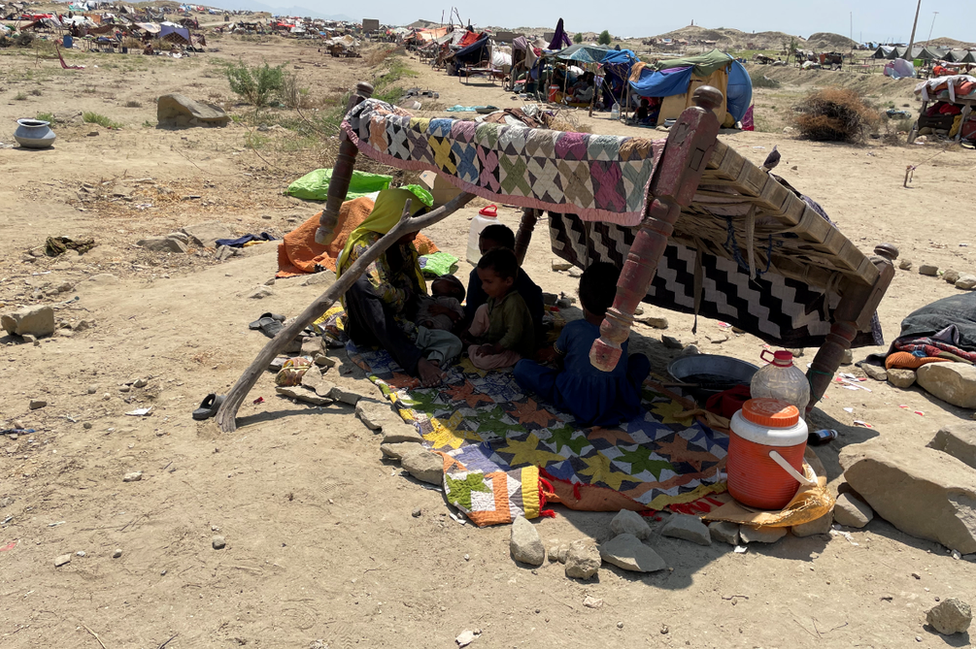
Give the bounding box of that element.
[1,35,976,649]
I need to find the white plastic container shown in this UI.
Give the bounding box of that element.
[750,349,810,416]
[466,209,497,265]
[610,103,621,121]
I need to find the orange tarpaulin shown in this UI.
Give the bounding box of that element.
[276,198,439,278]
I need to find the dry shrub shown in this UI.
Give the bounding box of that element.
[548,110,591,133]
[364,45,396,67]
[794,87,880,143]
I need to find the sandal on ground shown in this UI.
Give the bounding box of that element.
[248,312,285,338]
[192,393,225,420]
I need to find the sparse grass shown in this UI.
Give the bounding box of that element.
[82,85,98,94]
[14,91,27,100]
[36,112,55,123]
[750,71,781,89]
[83,111,123,129]
[124,100,142,108]
[29,88,41,96]
[794,87,880,143]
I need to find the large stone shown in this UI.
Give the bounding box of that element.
[600,534,666,572]
[709,521,741,546]
[137,237,187,253]
[840,438,976,553]
[382,422,424,444]
[301,271,336,287]
[275,386,332,406]
[355,400,396,431]
[919,264,939,277]
[859,363,888,382]
[400,449,443,485]
[564,539,601,579]
[791,512,833,537]
[2,305,55,337]
[943,269,961,284]
[886,368,916,389]
[609,509,652,540]
[330,385,373,406]
[379,441,424,460]
[927,598,972,635]
[917,363,976,409]
[928,423,976,471]
[956,274,976,290]
[739,525,787,544]
[833,493,873,528]
[510,516,545,566]
[181,221,236,248]
[660,514,712,546]
[157,93,230,127]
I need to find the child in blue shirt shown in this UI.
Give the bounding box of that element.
[513,262,651,426]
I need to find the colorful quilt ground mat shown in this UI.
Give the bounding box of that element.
[348,342,730,527]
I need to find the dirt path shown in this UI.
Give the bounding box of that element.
[1,38,974,649]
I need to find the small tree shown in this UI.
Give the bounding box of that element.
[598,30,611,46]
[225,60,286,107]
[573,32,583,44]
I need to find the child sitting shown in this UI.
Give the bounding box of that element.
[416,275,466,332]
[465,223,544,341]
[513,262,651,426]
[464,248,535,370]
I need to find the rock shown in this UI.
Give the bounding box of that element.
[400,449,443,485]
[301,337,324,357]
[957,275,976,290]
[917,363,976,408]
[636,316,669,329]
[833,492,873,528]
[137,237,187,253]
[927,423,976,471]
[167,231,189,243]
[510,516,546,565]
[157,93,230,127]
[791,512,833,537]
[87,273,119,285]
[678,344,700,357]
[355,400,395,430]
[54,554,71,567]
[887,368,917,389]
[841,438,976,553]
[275,386,332,406]
[411,508,422,518]
[599,533,667,572]
[330,385,373,406]
[739,525,787,544]
[212,535,226,550]
[859,363,888,382]
[381,419,424,444]
[246,286,275,300]
[112,548,122,558]
[23,334,38,344]
[313,353,337,369]
[123,471,143,483]
[898,259,913,270]
[582,595,603,608]
[927,599,972,635]
[379,441,424,460]
[551,260,571,271]
[76,550,86,557]
[661,514,711,545]
[709,521,741,546]
[568,267,583,278]
[661,335,684,350]
[610,509,652,540]
[2,305,55,337]
[133,378,148,388]
[919,264,939,277]
[943,269,961,284]
[300,270,336,287]
[300,366,328,394]
[564,539,601,579]
[28,399,47,410]
[841,349,853,365]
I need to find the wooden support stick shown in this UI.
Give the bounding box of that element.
[590,86,723,372]
[513,208,539,266]
[315,82,374,246]
[216,192,477,432]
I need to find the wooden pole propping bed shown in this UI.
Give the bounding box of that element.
[216,192,477,432]
[590,86,723,372]
[315,82,374,246]
[805,244,898,414]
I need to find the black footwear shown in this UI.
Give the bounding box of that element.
[192,393,225,420]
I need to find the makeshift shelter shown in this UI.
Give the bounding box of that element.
[550,43,611,64]
[872,46,893,59]
[159,23,190,44]
[629,49,752,125]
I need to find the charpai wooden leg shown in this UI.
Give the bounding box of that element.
[805,244,897,414]
[315,82,374,246]
[590,86,724,372]
[513,208,539,266]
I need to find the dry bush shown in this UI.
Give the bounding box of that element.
[364,45,396,67]
[548,110,591,133]
[794,87,880,143]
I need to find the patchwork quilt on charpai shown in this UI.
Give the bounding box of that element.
[349,342,729,527]
[341,99,666,226]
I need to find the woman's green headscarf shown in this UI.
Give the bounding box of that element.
[335,186,434,284]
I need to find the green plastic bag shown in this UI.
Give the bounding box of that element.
[419,252,459,277]
[287,169,392,201]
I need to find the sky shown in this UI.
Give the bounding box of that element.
[250,0,970,45]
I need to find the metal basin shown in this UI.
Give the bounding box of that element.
[668,354,759,400]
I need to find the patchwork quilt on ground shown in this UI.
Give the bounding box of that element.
[349,342,729,527]
[342,98,666,226]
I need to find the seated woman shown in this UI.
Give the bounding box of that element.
[514,262,651,426]
[569,71,595,103]
[336,187,462,387]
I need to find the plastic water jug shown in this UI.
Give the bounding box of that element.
[750,349,810,416]
[727,398,810,510]
[610,103,621,121]
[466,206,497,265]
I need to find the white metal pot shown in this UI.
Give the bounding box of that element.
[13,118,56,149]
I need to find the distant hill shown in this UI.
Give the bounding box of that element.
[919,37,976,50]
[208,0,350,20]
[806,32,857,51]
